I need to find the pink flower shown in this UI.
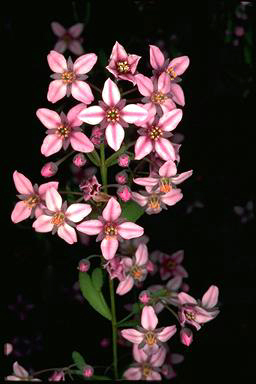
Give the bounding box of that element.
[32,187,92,244]
[78,259,90,272]
[76,197,144,260]
[36,104,94,156]
[106,41,141,85]
[79,78,148,151]
[121,305,177,355]
[41,162,58,177]
[117,185,132,202]
[79,175,101,201]
[104,255,126,281]
[234,26,245,37]
[83,365,94,378]
[6,361,41,381]
[118,235,149,256]
[73,153,87,167]
[139,290,151,304]
[150,249,188,280]
[115,171,128,184]
[134,159,193,193]
[49,370,65,381]
[178,285,220,330]
[148,276,183,314]
[90,126,105,147]
[180,327,193,346]
[134,109,182,161]
[51,22,84,55]
[47,50,97,103]
[116,244,150,295]
[123,344,166,380]
[118,153,130,167]
[11,171,58,223]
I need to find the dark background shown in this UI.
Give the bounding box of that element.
[4,0,255,382]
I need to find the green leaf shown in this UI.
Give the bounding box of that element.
[72,351,86,371]
[132,303,141,313]
[79,271,112,321]
[117,320,138,327]
[244,46,252,65]
[92,375,111,380]
[105,145,127,167]
[91,268,103,291]
[86,150,101,166]
[120,200,144,222]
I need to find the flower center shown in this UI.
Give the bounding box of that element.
[185,310,196,321]
[24,194,40,208]
[145,331,157,346]
[166,259,176,269]
[61,71,76,84]
[57,124,71,139]
[151,91,167,104]
[142,364,152,378]
[148,195,161,211]
[166,66,177,80]
[104,223,118,239]
[160,178,172,193]
[149,126,162,140]
[106,108,119,122]
[63,33,72,44]
[116,61,130,73]
[51,212,65,227]
[131,265,143,280]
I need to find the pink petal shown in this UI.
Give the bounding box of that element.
[133,177,158,187]
[38,182,59,199]
[116,276,134,295]
[67,103,86,126]
[47,80,67,103]
[76,219,103,235]
[159,109,183,132]
[32,215,54,232]
[65,203,92,222]
[157,72,171,93]
[166,276,182,291]
[161,99,176,114]
[13,362,28,378]
[70,132,94,153]
[57,223,77,244]
[135,243,148,266]
[135,74,153,97]
[121,104,148,123]
[121,329,144,344]
[54,40,67,53]
[161,189,183,206]
[150,346,166,367]
[47,50,67,72]
[102,197,121,222]
[73,53,97,74]
[159,160,177,177]
[128,54,141,73]
[122,257,133,269]
[148,371,162,380]
[135,136,153,160]
[172,170,193,184]
[141,305,158,330]
[169,83,185,106]
[123,367,142,381]
[169,56,190,76]
[68,41,84,56]
[78,105,105,125]
[118,222,144,240]
[133,344,148,363]
[178,292,197,305]
[45,187,62,211]
[149,45,165,70]
[11,202,31,223]
[171,250,184,263]
[110,41,127,61]
[71,81,94,104]
[105,123,124,151]
[102,78,120,106]
[51,22,66,37]
[201,285,219,309]
[101,238,119,260]
[155,138,176,161]
[157,325,177,342]
[36,108,61,128]
[132,192,148,207]
[68,23,84,38]
[41,134,63,157]
[13,171,34,194]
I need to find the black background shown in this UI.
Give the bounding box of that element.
[4,0,255,382]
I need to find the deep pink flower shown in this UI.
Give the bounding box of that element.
[150,249,188,280]
[47,50,97,103]
[118,153,130,167]
[76,197,144,260]
[6,362,41,381]
[134,109,182,161]
[178,285,220,330]
[117,185,132,202]
[41,162,58,177]
[36,104,94,156]
[32,187,92,244]
[121,305,177,355]
[104,255,126,281]
[49,370,65,381]
[73,153,87,167]
[78,259,90,272]
[180,327,193,346]
[83,365,94,378]
[51,22,84,55]
[115,171,128,185]
[79,175,101,201]
[106,41,141,85]
[79,78,148,151]
[139,290,151,304]
[148,276,183,314]
[11,171,58,223]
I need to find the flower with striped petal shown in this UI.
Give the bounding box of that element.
[51,22,84,56]
[6,361,41,381]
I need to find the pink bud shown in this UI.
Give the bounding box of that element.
[100,338,110,348]
[115,171,128,185]
[146,260,155,273]
[41,162,58,178]
[4,343,13,356]
[49,371,65,381]
[117,185,132,202]
[180,327,193,346]
[181,282,190,292]
[234,26,245,37]
[78,259,90,272]
[73,153,87,167]
[83,365,94,378]
[118,154,130,168]
[139,290,151,304]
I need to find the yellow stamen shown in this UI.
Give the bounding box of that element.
[151,91,167,104]
[116,61,130,73]
[24,194,40,208]
[166,66,177,80]
[145,332,156,346]
[61,71,76,84]
[57,124,71,139]
[149,126,162,140]
[106,108,119,122]
[51,212,65,226]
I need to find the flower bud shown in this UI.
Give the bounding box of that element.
[4,343,13,356]
[49,371,65,381]
[234,26,245,37]
[100,338,110,348]
[41,162,58,178]
[118,154,130,168]
[73,153,87,167]
[139,290,151,304]
[180,327,193,346]
[78,259,90,272]
[117,185,132,202]
[83,365,94,378]
[115,171,128,185]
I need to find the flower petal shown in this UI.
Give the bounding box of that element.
[47,80,67,103]
[155,138,176,161]
[73,53,97,74]
[47,50,67,72]
[101,238,119,260]
[78,105,105,125]
[159,160,177,177]
[71,81,94,104]
[159,109,183,132]
[116,276,134,295]
[11,202,31,223]
[65,203,92,222]
[201,285,219,309]
[157,325,177,342]
[150,346,166,367]
[169,56,190,76]
[102,78,121,106]
[32,215,54,232]
[121,104,148,123]
[121,329,144,344]
[141,305,158,330]
[149,45,165,70]
[54,40,67,53]
[132,192,148,207]
[133,344,148,363]
[172,170,193,184]
[70,132,94,153]
[169,83,185,106]
[135,243,148,266]
[158,72,171,93]
[149,371,162,380]
[38,182,59,199]
[57,223,77,244]
[123,367,142,381]
[178,292,197,305]
[68,41,84,56]
[135,74,153,97]
[41,134,63,157]
[102,197,121,222]
[118,222,144,240]
[13,362,29,378]
[166,276,182,291]
[76,219,103,235]
[67,103,86,126]
[51,22,66,37]
[105,123,125,151]
[135,136,153,160]
[161,189,183,206]
[110,41,127,61]
[45,187,62,211]
[13,171,34,194]
[133,177,158,187]
[68,23,84,38]
[36,108,61,129]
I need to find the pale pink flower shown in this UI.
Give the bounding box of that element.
[73,153,87,167]
[134,109,182,161]
[11,171,58,223]
[32,187,92,244]
[41,162,58,177]
[178,285,220,330]
[117,185,132,202]
[6,361,41,381]
[116,244,150,295]
[51,22,84,55]
[180,327,193,346]
[104,255,126,281]
[123,344,166,380]
[234,200,254,223]
[47,50,97,103]
[148,276,183,314]
[79,78,148,151]
[121,305,177,355]
[118,153,130,167]
[36,104,94,156]
[76,197,144,260]
[106,41,141,85]
[150,249,188,280]
[161,350,184,379]
[49,370,65,381]
[79,175,101,201]
[118,235,149,256]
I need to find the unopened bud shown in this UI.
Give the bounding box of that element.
[41,162,58,178]
[83,365,94,378]
[78,259,90,272]
[139,290,151,304]
[49,371,65,381]
[118,154,130,168]
[4,343,13,356]
[115,171,128,185]
[180,327,193,346]
[73,153,87,167]
[117,185,132,202]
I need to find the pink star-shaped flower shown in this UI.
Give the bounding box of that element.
[36,104,94,156]
[6,362,41,381]
[51,22,84,56]
[76,197,144,260]
[79,78,148,151]
[47,50,97,103]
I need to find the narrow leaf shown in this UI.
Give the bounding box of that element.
[86,150,101,166]
[120,200,144,222]
[72,351,86,371]
[91,268,103,291]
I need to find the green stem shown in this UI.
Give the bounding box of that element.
[162,302,180,322]
[117,311,135,326]
[100,143,108,193]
